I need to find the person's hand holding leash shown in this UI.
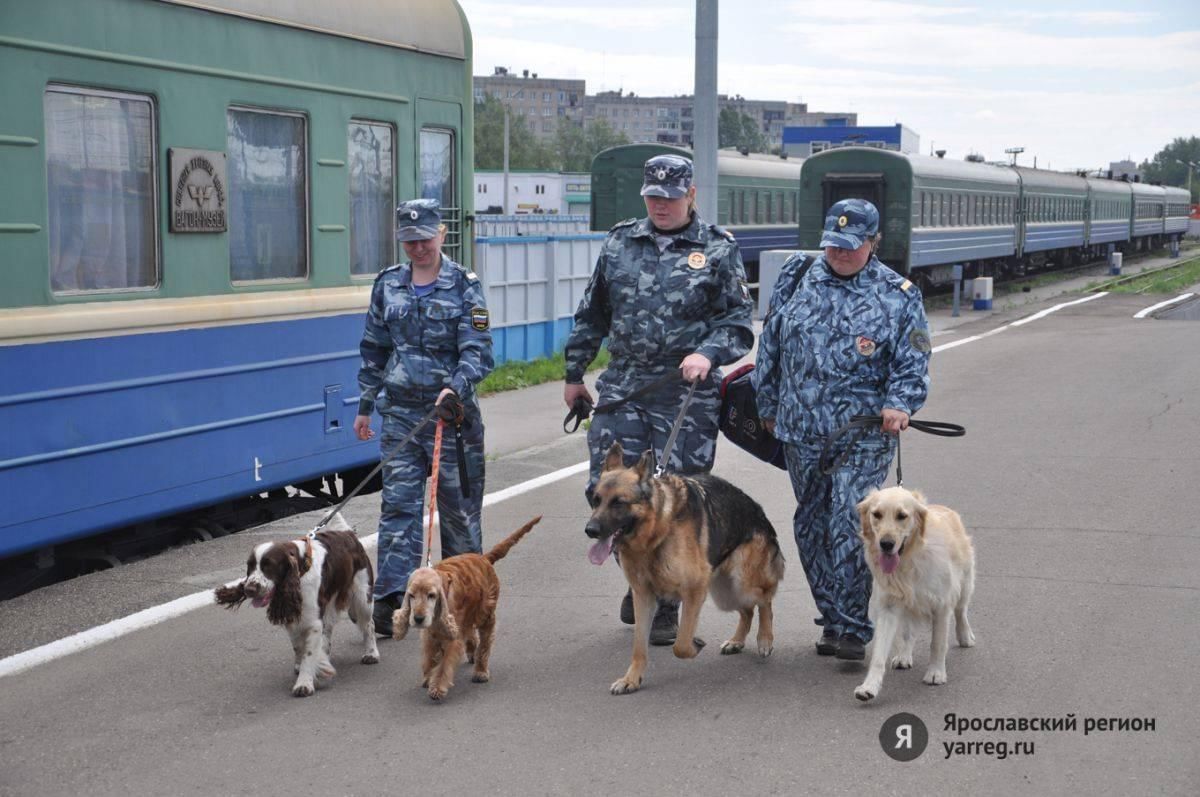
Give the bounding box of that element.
[680,353,712,382]
[564,382,594,410]
[881,408,909,434]
[353,414,374,441]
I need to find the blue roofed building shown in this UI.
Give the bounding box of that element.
[782,123,920,157]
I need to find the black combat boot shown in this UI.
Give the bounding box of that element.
[649,600,679,646]
[372,593,400,638]
[619,588,635,625]
[816,627,839,656]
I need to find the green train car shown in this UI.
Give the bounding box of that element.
[590,143,803,281]
[0,0,475,574]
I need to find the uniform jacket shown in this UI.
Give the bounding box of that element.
[754,255,931,448]
[564,214,754,389]
[358,255,493,414]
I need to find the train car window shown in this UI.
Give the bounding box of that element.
[227,107,308,282]
[45,86,158,294]
[349,121,395,275]
[727,189,735,224]
[765,192,774,224]
[420,128,459,262]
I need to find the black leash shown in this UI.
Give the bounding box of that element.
[562,372,683,433]
[654,380,698,478]
[819,415,966,485]
[307,395,472,536]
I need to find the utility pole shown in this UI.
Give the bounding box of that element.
[502,108,510,215]
[693,0,718,222]
[1176,159,1197,199]
[1004,146,1024,167]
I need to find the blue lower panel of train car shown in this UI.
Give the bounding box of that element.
[910,227,1016,268]
[1088,220,1129,245]
[1133,220,1161,237]
[1023,223,1085,253]
[728,225,801,265]
[0,314,380,558]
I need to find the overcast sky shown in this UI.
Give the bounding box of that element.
[458,0,1200,171]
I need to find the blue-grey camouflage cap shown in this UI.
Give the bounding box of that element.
[820,198,880,250]
[640,154,693,199]
[397,198,441,241]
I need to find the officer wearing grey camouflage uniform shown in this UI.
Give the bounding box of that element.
[354,199,494,636]
[754,198,931,661]
[564,154,754,642]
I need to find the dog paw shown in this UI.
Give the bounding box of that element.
[292,681,315,698]
[471,671,490,683]
[854,683,877,701]
[610,677,641,695]
[673,638,705,659]
[757,638,774,658]
[719,640,744,655]
[958,630,976,648]
[890,654,913,670]
[361,651,380,665]
[428,685,448,701]
[922,668,947,686]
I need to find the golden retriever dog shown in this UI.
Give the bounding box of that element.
[393,516,541,700]
[586,442,784,695]
[854,487,975,702]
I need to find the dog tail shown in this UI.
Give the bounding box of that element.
[484,516,542,564]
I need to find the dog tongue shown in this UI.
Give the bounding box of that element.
[251,594,270,608]
[880,552,899,575]
[587,535,615,566]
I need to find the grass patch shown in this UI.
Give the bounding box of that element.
[478,348,610,396]
[1105,256,1200,294]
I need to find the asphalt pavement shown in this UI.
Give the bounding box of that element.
[1,252,1197,796]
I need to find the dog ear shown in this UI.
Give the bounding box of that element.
[392,592,411,640]
[913,498,929,538]
[603,441,625,473]
[433,579,459,639]
[634,448,655,482]
[267,551,303,626]
[213,581,247,609]
[856,491,878,539]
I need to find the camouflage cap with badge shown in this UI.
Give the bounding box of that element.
[819,198,880,250]
[640,154,694,199]
[397,198,441,242]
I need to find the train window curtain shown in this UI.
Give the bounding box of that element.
[44,87,158,294]
[348,121,395,275]
[419,128,458,262]
[226,108,308,282]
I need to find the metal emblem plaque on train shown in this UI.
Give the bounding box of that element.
[169,148,228,233]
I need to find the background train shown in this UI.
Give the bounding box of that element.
[589,143,803,283]
[0,0,474,594]
[797,148,1192,289]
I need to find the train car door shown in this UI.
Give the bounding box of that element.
[821,174,886,231]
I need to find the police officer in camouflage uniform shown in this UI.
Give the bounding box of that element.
[754,198,931,661]
[564,154,754,644]
[354,199,494,637]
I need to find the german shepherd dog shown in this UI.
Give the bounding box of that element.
[585,442,784,695]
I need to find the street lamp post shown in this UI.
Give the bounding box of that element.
[1176,159,1197,198]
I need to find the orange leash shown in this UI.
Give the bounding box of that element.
[424,418,445,567]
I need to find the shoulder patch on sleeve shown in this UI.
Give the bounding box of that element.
[900,279,913,293]
[470,306,490,331]
[908,328,932,353]
[465,271,480,282]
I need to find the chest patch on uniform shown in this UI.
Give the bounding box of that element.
[856,335,877,357]
[687,252,707,269]
[908,328,932,353]
[470,306,490,331]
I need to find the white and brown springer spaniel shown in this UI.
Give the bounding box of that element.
[214,514,380,696]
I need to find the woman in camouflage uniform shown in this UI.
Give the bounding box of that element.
[354,199,494,637]
[755,198,931,662]
[563,154,754,644]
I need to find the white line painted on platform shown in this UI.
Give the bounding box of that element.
[1011,292,1108,326]
[1133,293,1194,319]
[0,460,592,680]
